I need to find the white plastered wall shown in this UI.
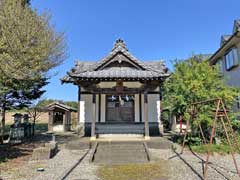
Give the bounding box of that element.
[141,94,161,123]
[79,83,161,124]
[79,94,99,123]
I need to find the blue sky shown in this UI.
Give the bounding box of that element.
[31,0,240,101]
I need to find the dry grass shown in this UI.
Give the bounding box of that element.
[98,161,169,180]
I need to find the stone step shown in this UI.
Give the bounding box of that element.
[96,148,146,153]
[94,157,148,164]
[93,150,148,159]
[96,124,144,134]
[95,150,146,156]
[96,144,144,148]
[94,158,148,164]
[94,154,147,160]
[97,147,145,153]
[96,130,144,134]
[98,141,144,145]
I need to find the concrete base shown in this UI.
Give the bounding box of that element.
[32,141,58,160]
[97,134,145,142]
[83,122,163,136]
[159,124,164,135]
[144,136,150,140]
[76,123,85,136]
[90,136,96,141]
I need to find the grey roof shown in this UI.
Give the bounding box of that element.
[62,39,170,82]
[45,102,77,112]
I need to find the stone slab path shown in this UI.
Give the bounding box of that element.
[93,142,149,164]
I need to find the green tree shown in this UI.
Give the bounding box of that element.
[0,0,66,80]
[163,55,238,128]
[36,99,78,109]
[0,0,67,142]
[65,101,78,110]
[36,99,56,108]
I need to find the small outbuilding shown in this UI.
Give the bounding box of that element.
[46,102,77,132]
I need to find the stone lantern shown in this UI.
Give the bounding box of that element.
[12,113,23,127]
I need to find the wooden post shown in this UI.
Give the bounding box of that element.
[203,99,221,179]
[62,112,66,132]
[91,94,96,141]
[48,111,53,131]
[139,94,142,122]
[144,92,150,140]
[77,86,81,126]
[181,114,190,154]
[159,85,163,134]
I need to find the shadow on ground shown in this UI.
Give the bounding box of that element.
[169,147,234,180]
[0,127,80,164]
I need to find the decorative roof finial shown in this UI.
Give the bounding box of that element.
[112,38,128,51]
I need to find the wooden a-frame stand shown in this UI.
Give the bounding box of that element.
[181,98,240,180]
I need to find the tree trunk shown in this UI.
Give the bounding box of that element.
[0,104,6,144]
[32,109,36,136]
[180,115,183,133]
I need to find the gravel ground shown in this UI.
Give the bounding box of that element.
[1,140,240,180]
[64,151,100,180]
[0,149,89,180]
[150,145,240,180]
[31,149,90,180]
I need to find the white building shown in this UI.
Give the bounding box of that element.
[62,39,170,140]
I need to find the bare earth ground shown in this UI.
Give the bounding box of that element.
[1,134,240,180]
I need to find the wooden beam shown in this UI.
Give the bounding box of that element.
[79,91,160,95]
[159,85,162,101]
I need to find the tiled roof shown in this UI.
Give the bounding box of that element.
[69,67,165,79]
[45,101,77,112]
[62,39,170,82]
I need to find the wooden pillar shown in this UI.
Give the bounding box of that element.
[98,94,101,123]
[159,85,164,134]
[144,92,150,140]
[91,94,96,140]
[48,111,54,131]
[139,94,142,122]
[62,112,66,132]
[77,86,81,125]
